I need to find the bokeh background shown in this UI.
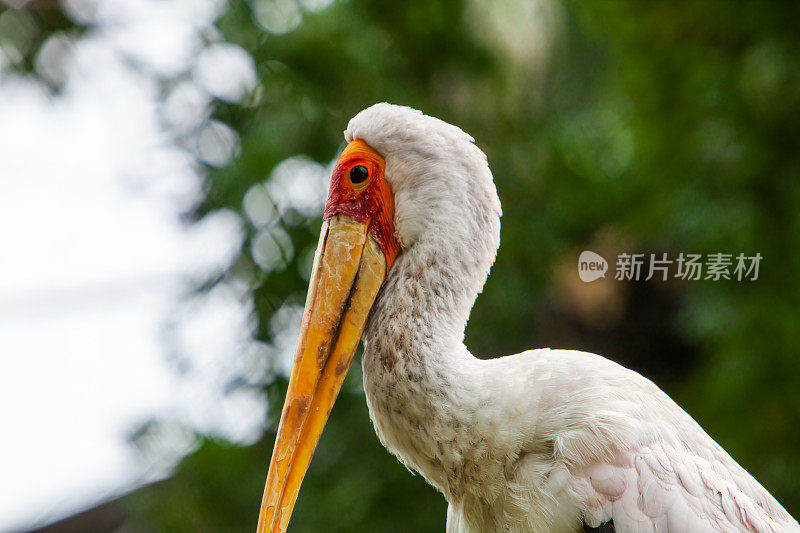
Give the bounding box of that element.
[1,0,799,531]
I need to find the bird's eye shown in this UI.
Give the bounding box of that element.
[349,165,369,184]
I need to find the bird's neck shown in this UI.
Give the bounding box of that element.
[361,233,489,498]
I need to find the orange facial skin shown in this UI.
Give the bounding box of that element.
[324,140,400,271]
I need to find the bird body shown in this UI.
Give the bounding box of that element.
[365,342,798,532]
[257,104,799,533]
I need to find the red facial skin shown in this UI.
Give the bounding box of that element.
[324,139,400,271]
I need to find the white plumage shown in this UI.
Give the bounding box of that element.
[344,104,799,532]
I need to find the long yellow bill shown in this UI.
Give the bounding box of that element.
[256,214,387,533]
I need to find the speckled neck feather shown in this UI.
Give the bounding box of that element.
[362,235,480,499]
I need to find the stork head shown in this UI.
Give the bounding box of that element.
[257,103,501,532]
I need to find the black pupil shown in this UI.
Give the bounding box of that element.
[350,165,369,184]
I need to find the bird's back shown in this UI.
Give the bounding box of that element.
[446,349,799,532]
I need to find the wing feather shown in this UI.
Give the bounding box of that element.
[577,443,798,532]
[478,349,797,532]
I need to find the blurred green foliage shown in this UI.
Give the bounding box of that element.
[9,0,800,530]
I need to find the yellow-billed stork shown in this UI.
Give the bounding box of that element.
[256,104,799,533]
